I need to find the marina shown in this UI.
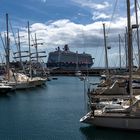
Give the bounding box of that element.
[0,76,139,140]
[1,0,140,139]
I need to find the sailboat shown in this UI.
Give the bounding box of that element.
[2,15,37,89]
[0,13,15,93]
[4,16,47,89]
[80,0,140,130]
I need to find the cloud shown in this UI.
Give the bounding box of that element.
[71,0,113,23]
[72,0,111,10]
[30,23,47,32]
[8,15,127,53]
[34,0,46,3]
[41,0,46,2]
[92,12,111,20]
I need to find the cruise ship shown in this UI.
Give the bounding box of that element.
[47,44,94,71]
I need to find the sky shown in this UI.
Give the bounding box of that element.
[0,0,140,67]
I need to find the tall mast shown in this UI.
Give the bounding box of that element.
[119,34,121,69]
[17,29,22,64]
[126,0,133,100]
[134,0,140,68]
[76,51,78,71]
[103,23,109,77]
[35,33,39,63]
[125,27,128,68]
[27,21,32,78]
[17,29,27,73]
[6,13,10,81]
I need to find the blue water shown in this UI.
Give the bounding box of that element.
[0,76,140,140]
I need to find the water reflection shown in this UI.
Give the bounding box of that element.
[0,91,15,99]
[0,94,10,98]
[80,125,140,140]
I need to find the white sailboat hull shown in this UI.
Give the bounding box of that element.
[8,81,35,89]
[16,82,35,89]
[29,77,47,87]
[81,112,140,130]
[95,116,140,130]
[9,79,46,89]
[0,84,13,94]
[6,73,47,89]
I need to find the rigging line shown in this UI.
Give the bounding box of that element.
[30,34,43,62]
[0,33,6,51]
[9,20,27,73]
[133,46,138,66]
[94,27,105,67]
[107,0,118,35]
[137,0,140,11]
[119,37,127,67]
[93,42,100,66]
[40,58,47,76]
[31,34,35,46]
[120,34,124,42]
[121,55,126,66]
[9,19,19,52]
[30,34,37,58]
[114,54,118,67]
[11,49,17,61]
[132,31,139,66]
[98,23,110,68]
[137,0,140,44]
[98,46,104,67]
[132,30,138,48]
[0,52,4,64]
[120,35,127,54]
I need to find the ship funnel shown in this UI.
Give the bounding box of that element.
[63,44,69,51]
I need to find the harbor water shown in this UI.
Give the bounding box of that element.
[0,76,140,140]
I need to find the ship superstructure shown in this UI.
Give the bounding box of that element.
[47,44,94,71]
